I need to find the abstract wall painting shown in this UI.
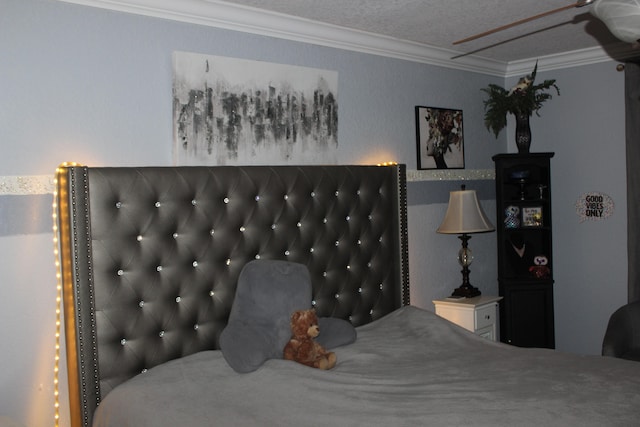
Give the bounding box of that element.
[173,52,339,165]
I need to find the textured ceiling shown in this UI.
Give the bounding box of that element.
[219,0,624,62]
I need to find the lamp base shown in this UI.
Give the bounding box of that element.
[451,285,481,298]
[452,244,481,298]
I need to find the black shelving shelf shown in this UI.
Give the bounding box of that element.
[493,153,555,349]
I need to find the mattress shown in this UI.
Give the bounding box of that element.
[93,306,640,426]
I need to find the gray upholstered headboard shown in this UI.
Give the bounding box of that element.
[56,164,409,427]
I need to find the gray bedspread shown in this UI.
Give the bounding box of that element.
[93,306,640,426]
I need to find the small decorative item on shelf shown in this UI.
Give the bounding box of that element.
[529,255,551,279]
[522,206,543,227]
[510,170,530,180]
[504,206,520,228]
[510,169,531,200]
[537,184,547,200]
[481,62,559,153]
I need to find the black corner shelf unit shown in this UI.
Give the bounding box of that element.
[493,153,555,349]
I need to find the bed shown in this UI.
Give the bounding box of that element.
[55,164,640,427]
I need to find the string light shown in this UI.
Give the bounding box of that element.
[376,161,398,166]
[52,162,82,427]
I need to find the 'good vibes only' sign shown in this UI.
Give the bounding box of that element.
[575,192,614,222]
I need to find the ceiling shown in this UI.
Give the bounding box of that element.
[58,0,639,74]
[219,0,625,63]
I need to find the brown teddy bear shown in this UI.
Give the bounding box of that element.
[283,309,337,370]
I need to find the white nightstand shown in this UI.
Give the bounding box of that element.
[432,295,502,341]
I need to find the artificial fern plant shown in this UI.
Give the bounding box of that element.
[481,62,560,138]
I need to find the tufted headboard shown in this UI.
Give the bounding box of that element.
[56,164,409,427]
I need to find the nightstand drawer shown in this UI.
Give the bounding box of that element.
[433,296,502,342]
[477,326,495,341]
[475,304,496,330]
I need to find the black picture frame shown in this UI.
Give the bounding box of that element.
[415,106,465,170]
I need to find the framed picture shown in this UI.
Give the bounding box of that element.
[415,106,465,170]
[522,206,543,227]
[173,51,339,166]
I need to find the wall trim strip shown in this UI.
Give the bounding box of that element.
[0,175,55,195]
[0,170,495,196]
[406,169,495,182]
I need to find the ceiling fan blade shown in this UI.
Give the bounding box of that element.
[452,1,594,45]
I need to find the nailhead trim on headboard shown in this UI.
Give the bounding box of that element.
[57,165,409,427]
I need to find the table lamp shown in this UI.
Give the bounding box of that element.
[437,185,494,298]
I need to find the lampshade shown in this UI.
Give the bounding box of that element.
[591,0,640,44]
[437,189,494,234]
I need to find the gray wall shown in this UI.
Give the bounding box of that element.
[0,0,627,426]
[511,63,628,355]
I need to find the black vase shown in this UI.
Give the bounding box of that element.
[514,113,531,154]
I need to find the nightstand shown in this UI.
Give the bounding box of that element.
[432,296,502,341]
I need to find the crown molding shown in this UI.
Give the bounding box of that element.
[506,43,639,77]
[55,0,508,75]
[57,0,635,77]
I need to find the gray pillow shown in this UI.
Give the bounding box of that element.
[219,259,356,373]
[317,317,357,349]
